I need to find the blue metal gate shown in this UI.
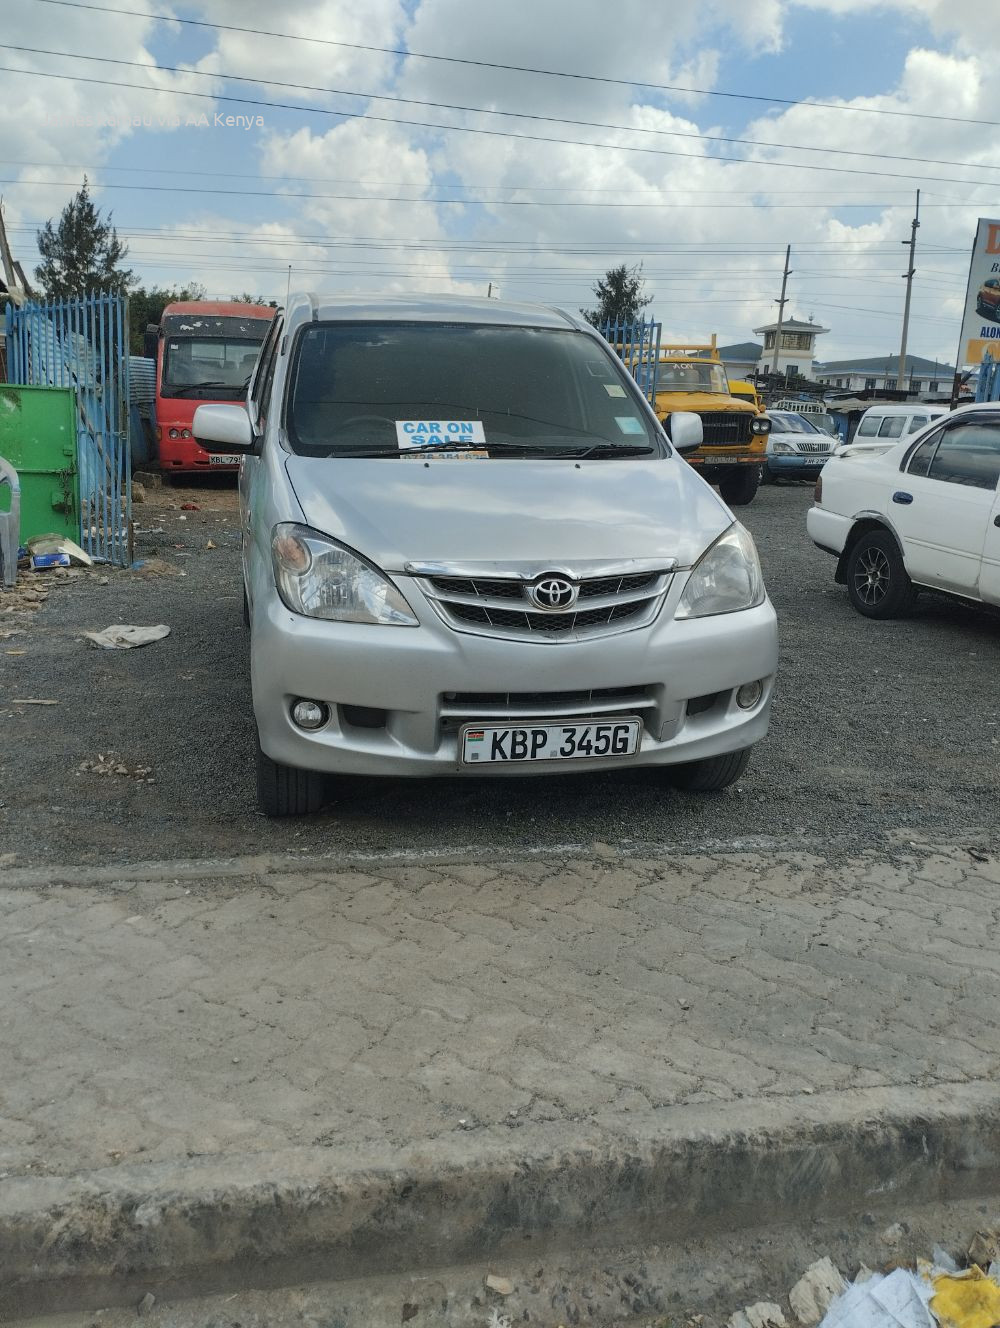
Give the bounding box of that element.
[4,293,131,564]
[599,316,662,404]
[976,352,1000,403]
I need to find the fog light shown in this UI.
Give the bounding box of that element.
[291,699,328,730]
[181,428,192,439]
[736,681,763,709]
[168,427,179,438]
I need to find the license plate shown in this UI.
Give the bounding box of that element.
[209,453,240,466]
[461,718,642,765]
[706,456,742,464]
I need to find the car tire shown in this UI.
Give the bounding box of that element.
[719,465,760,506]
[256,737,326,817]
[760,464,775,485]
[668,747,752,791]
[845,529,917,619]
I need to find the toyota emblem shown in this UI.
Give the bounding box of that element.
[530,575,578,611]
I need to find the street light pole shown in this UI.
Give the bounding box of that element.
[770,244,792,376]
[898,189,920,392]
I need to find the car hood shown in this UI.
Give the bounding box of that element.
[283,455,731,570]
[654,392,754,414]
[768,429,833,446]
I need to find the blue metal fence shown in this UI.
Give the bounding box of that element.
[4,293,131,565]
[598,316,662,404]
[976,352,1000,403]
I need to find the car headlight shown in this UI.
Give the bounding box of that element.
[751,417,771,434]
[771,441,795,454]
[271,524,418,625]
[676,523,765,619]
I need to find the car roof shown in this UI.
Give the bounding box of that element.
[859,402,949,417]
[285,293,587,331]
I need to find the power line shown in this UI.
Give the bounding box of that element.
[5,63,996,191]
[8,42,1000,177]
[0,158,936,197]
[0,220,970,257]
[29,0,1000,130]
[0,177,978,209]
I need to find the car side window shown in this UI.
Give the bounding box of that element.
[907,416,928,433]
[905,429,943,477]
[857,417,881,436]
[878,416,905,438]
[926,421,1000,490]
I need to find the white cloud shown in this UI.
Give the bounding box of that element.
[6,0,997,366]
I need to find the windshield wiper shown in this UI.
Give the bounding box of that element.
[328,440,547,458]
[549,442,655,459]
[168,381,238,396]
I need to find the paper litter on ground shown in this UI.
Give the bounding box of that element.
[84,624,170,650]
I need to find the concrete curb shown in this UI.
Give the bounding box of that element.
[4,1082,1000,1319]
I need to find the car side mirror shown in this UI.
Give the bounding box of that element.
[668,411,703,454]
[192,403,254,453]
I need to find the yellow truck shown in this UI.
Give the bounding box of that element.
[650,339,770,506]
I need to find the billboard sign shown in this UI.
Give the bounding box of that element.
[958,218,1000,368]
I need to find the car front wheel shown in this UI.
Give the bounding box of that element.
[668,747,752,791]
[256,737,326,816]
[845,529,916,619]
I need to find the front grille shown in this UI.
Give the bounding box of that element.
[794,441,833,454]
[417,566,672,642]
[429,571,658,601]
[439,683,657,727]
[448,599,647,635]
[699,412,753,447]
[446,685,650,708]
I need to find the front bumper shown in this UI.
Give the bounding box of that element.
[766,454,830,477]
[250,575,779,778]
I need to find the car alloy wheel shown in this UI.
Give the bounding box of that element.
[845,529,916,619]
[853,545,890,607]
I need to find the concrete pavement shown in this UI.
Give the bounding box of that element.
[4,839,1000,1319]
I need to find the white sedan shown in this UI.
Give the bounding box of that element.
[806,403,1000,618]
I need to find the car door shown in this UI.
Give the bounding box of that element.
[975,418,1000,604]
[889,416,1000,594]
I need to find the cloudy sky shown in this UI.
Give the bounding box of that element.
[2,0,998,367]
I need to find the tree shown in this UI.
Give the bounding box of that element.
[232,292,280,307]
[581,263,652,327]
[127,283,206,354]
[35,177,134,298]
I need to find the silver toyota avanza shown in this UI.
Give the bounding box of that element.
[194,296,778,815]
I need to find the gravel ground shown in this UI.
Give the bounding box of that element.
[2,475,998,868]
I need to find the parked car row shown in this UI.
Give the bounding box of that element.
[188,294,992,818]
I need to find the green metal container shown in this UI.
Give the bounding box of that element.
[0,384,80,543]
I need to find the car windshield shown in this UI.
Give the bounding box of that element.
[655,362,730,394]
[772,413,820,434]
[285,322,660,457]
[162,336,263,399]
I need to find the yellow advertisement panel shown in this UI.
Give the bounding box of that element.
[958,219,1000,366]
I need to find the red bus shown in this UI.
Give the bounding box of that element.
[146,301,276,473]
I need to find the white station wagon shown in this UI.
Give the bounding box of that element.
[807,403,1000,618]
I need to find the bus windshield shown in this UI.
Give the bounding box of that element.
[161,336,263,399]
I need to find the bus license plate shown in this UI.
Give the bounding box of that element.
[209,453,240,466]
[461,718,641,765]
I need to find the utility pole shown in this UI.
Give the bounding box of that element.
[770,244,792,376]
[897,189,920,393]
